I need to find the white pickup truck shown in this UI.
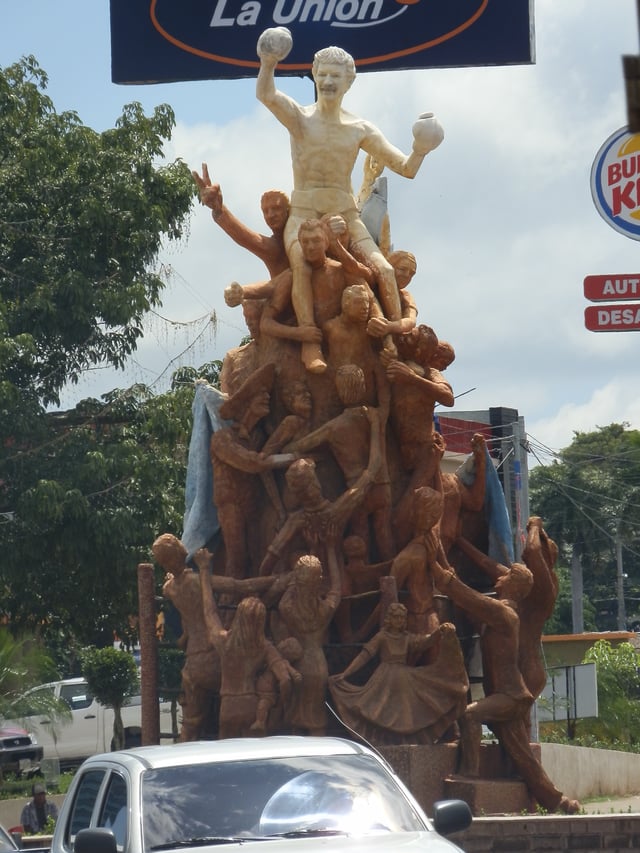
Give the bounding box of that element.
[22,677,174,768]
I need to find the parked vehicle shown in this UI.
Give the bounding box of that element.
[20,679,173,768]
[0,822,18,852]
[0,725,42,778]
[1,822,51,853]
[51,736,472,853]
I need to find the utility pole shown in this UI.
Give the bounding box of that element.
[571,544,584,634]
[615,521,627,631]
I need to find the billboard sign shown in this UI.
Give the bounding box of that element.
[583,275,640,302]
[591,127,640,240]
[584,304,640,332]
[109,0,534,84]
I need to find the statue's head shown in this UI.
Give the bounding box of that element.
[233,596,267,645]
[293,554,323,588]
[341,284,370,324]
[432,340,455,370]
[281,379,312,419]
[312,46,356,89]
[298,219,329,264]
[499,563,533,602]
[260,190,290,232]
[152,533,187,574]
[388,250,417,289]
[384,602,408,631]
[219,362,275,421]
[285,458,322,502]
[335,363,366,407]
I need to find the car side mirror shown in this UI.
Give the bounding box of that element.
[431,799,473,836]
[74,827,118,853]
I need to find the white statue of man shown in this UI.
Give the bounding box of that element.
[256,26,444,374]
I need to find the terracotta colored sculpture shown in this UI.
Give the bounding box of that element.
[431,559,579,813]
[276,534,342,735]
[209,363,294,578]
[388,325,454,471]
[260,379,313,526]
[263,380,312,454]
[439,432,487,557]
[192,164,290,279]
[520,516,561,696]
[324,285,389,410]
[339,534,392,643]
[219,298,266,395]
[391,487,445,642]
[198,556,296,739]
[251,218,350,352]
[367,250,418,340]
[156,534,220,742]
[319,214,392,348]
[256,27,443,372]
[329,603,468,745]
[258,403,384,577]
[321,213,375,286]
[455,515,560,733]
[252,636,303,734]
[157,534,280,740]
[291,364,393,562]
[173,29,580,813]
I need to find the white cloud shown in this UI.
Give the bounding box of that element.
[42,0,640,461]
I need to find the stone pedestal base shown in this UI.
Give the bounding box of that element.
[443,775,534,816]
[378,742,542,817]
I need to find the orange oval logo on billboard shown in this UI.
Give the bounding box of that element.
[149,0,490,72]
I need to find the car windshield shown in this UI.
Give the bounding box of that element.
[142,753,427,849]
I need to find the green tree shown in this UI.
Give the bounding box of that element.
[0,628,70,783]
[580,640,640,747]
[81,645,139,751]
[529,424,640,631]
[0,54,224,660]
[0,629,62,719]
[542,566,597,635]
[1,361,221,660]
[0,55,195,407]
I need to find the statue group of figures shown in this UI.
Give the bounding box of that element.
[152,28,579,815]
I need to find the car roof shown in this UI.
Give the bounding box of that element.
[83,736,376,772]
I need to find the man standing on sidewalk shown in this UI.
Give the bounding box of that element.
[20,783,58,834]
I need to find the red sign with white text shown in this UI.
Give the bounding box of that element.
[584,304,640,332]
[584,275,640,302]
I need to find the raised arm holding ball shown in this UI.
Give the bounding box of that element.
[256,27,444,374]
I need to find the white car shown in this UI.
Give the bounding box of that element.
[21,678,174,767]
[51,736,472,853]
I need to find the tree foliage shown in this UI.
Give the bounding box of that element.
[0,55,226,664]
[542,566,597,635]
[1,362,221,663]
[0,55,195,406]
[529,424,640,630]
[580,640,640,746]
[0,629,67,722]
[81,645,139,750]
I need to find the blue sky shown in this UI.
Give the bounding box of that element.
[3,1,640,462]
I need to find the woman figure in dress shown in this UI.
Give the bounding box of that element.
[329,602,469,744]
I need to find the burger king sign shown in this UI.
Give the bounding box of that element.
[591,127,640,240]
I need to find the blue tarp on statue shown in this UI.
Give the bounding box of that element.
[457,445,514,566]
[182,381,228,562]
